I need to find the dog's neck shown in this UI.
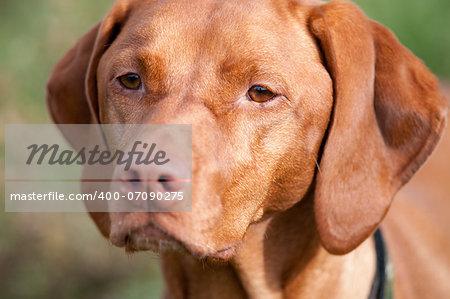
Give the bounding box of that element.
[160,194,376,298]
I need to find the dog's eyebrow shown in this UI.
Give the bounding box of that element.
[107,49,169,97]
[108,47,166,70]
[218,55,291,96]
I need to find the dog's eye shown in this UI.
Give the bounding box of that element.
[118,73,141,90]
[247,86,276,102]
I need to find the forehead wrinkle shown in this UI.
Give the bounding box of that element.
[138,51,169,96]
[126,1,243,102]
[217,55,291,96]
[109,48,166,77]
[196,2,297,67]
[185,2,290,91]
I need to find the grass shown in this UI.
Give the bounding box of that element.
[354,0,450,80]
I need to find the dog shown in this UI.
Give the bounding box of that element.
[46,0,449,297]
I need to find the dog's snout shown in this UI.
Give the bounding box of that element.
[115,154,189,194]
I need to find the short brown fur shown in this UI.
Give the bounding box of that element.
[47,0,448,297]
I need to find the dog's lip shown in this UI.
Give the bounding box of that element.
[122,222,240,261]
[124,222,183,252]
[205,245,239,261]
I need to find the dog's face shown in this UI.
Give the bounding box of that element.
[97,0,332,258]
[47,0,447,259]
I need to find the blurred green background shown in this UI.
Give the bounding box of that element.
[0,0,449,298]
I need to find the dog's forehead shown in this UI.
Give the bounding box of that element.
[100,0,325,101]
[118,0,315,66]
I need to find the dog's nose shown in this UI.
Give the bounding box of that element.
[115,154,189,194]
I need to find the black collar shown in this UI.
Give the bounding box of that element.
[368,229,394,299]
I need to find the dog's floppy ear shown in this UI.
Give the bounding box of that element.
[308,0,447,254]
[46,0,137,238]
[46,0,136,147]
[46,23,99,127]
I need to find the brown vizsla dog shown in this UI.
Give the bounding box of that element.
[46,0,449,297]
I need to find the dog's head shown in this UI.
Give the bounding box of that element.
[47,0,447,259]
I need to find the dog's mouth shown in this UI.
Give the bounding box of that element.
[121,222,187,254]
[113,222,240,261]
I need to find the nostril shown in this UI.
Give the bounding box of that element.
[158,174,184,192]
[127,170,141,186]
[158,175,175,191]
[119,169,141,192]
